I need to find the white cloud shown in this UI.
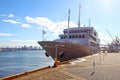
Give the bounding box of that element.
[8,13,14,18]
[25,16,78,36]
[21,24,31,28]
[11,39,38,43]
[3,19,20,24]
[25,16,56,27]
[0,13,15,18]
[0,33,13,36]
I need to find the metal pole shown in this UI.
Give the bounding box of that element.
[55,46,57,61]
[53,45,59,67]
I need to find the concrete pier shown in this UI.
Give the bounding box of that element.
[1,52,120,80]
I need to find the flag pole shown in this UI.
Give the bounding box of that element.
[42,29,45,41]
[42,29,43,41]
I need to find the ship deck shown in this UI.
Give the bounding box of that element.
[1,52,120,80]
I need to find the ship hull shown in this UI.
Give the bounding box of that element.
[38,41,98,62]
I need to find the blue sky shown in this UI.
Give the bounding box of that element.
[0,0,120,47]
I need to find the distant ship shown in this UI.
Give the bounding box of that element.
[107,36,120,53]
[103,29,120,53]
[38,7,100,62]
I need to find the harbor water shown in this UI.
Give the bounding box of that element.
[0,50,53,78]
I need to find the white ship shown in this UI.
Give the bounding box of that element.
[38,7,100,62]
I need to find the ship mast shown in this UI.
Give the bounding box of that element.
[68,9,70,29]
[67,9,70,39]
[78,4,81,28]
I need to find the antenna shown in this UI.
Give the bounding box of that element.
[78,4,81,28]
[89,19,91,27]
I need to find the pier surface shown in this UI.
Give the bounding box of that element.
[1,52,120,80]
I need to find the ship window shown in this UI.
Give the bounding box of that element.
[64,31,67,34]
[86,30,88,33]
[79,35,81,38]
[82,35,85,38]
[72,35,75,38]
[94,32,96,36]
[76,35,78,38]
[65,36,67,38]
[87,30,90,33]
[85,30,87,33]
